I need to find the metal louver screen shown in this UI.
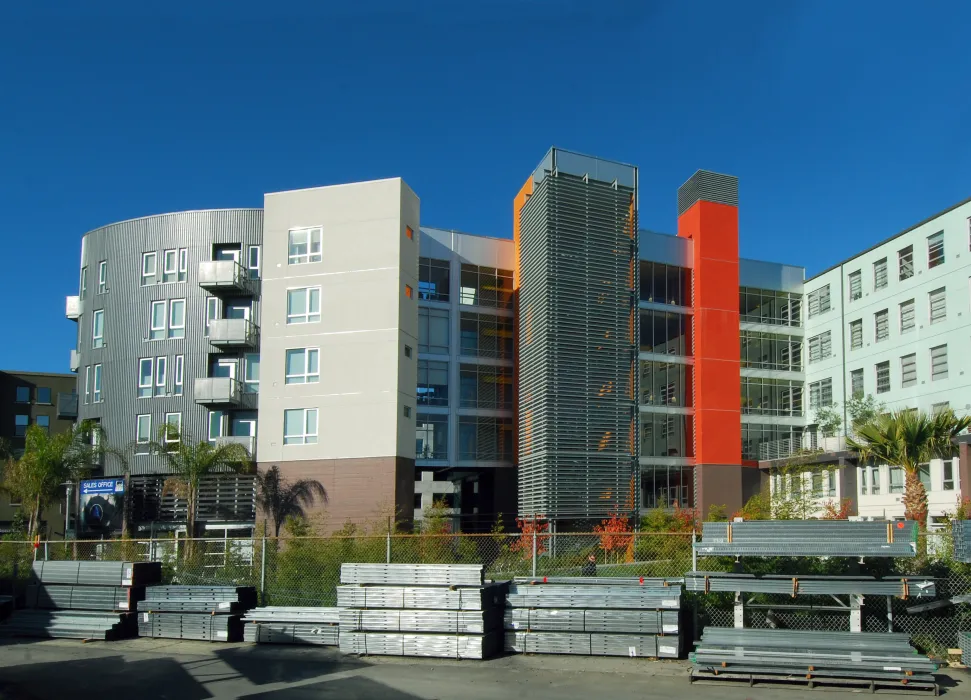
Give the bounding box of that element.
[875,311,889,342]
[518,170,637,519]
[901,354,917,387]
[931,345,949,380]
[873,258,888,289]
[850,321,862,349]
[929,288,946,324]
[900,300,915,332]
[848,272,862,300]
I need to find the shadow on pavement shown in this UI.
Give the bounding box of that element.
[214,645,368,686]
[244,675,424,699]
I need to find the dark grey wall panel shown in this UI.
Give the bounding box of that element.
[74,210,263,475]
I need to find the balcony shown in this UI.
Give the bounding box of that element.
[198,260,251,294]
[759,432,850,461]
[57,393,79,419]
[212,435,256,458]
[69,349,80,372]
[208,318,259,348]
[193,377,243,406]
[66,295,81,320]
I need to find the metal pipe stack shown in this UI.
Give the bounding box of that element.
[137,585,256,642]
[695,520,918,557]
[685,571,936,598]
[503,577,683,658]
[243,607,340,646]
[953,520,971,563]
[338,563,506,659]
[0,561,161,640]
[691,628,939,692]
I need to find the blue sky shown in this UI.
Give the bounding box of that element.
[1,1,970,372]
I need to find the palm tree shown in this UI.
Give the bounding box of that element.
[848,408,970,529]
[255,465,327,536]
[145,428,252,539]
[2,420,106,537]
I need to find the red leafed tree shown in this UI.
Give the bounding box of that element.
[821,498,853,520]
[594,511,634,562]
[511,517,550,561]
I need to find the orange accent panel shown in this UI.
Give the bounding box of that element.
[694,259,741,312]
[512,177,534,291]
[512,176,534,467]
[696,309,741,362]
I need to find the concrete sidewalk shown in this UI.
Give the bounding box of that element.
[0,637,965,699]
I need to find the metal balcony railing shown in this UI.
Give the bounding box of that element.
[207,318,259,348]
[193,377,243,406]
[212,435,256,458]
[57,393,79,419]
[198,260,250,292]
[758,432,850,461]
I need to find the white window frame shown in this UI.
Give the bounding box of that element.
[285,348,320,384]
[850,368,864,397]
[283,408,319,445]
[875,361,891,394]
[286,286,321,324]
[136,414,152,445]
[900,299,915,333]
[248,245,261,280]
[84,366,91,404]
[205,297,220,336]
[92,364,103,403]
[288,227,323,265]
[164,412,182,442]
[898,245,914,280]
[155,356,167,396]
[92,309,104,349]
[874,309,889,343]
[173,355,184,396]
[168,299,186,338]
[943,459,956,491]
[848,270,862,301]
[98,260,107,294]
[928,231,945,269]
[138,358,154,398]
[900,353,917,388]
[930,344,948,381]
[244,353,260,393]
[150,300,167,340]
[873,257,887,290]
[929,287,946,324]
[162,249,178,283]
[79,266,88,298]
[178,248,188,282]
[208,411,224,441]
[142,252,157,286]
[849,320,862,350]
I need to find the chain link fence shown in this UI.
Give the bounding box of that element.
[3,530,969,654]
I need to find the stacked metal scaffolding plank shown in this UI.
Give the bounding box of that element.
[243,607,340,646]
[0,561,159,640]
[691,628,939,693]
[338,563,505,659]
[960,631,971,667]
[503,577,682,658]
[137,585,255,642]
[685,572,936,598]
[953,521,971,563]
[695,520,918,557]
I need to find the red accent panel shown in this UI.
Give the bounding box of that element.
[679,199,741,466]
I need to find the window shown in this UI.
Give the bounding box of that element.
[404,345,413,359]
[98,261,107,294]
[14,415,28,437]
[286,287,321,324]
[405,225,414,240]
[178,248,187,282]
[405,284,414,299]
[36,387,51,404]
[15,386,30,403]
[874,309,889,343]
[92,309,104,348]
[898,245,914,280]
[807,331,831,363]
[244,353,260,393]
[460,364,513,410]
[929,287,946,324]
[875,361,891,394]
[901,353,917,388]
[205,297,220,336]
[927,231,945,269]
[640,309,690,356]
[848,270,862,301]
[645,262,692,308]
[460,312,514,360]
[943,460,955,491]
[79,266,88,298]
[208,411,224,441]
[741,377,803,416]
[283,408,318,445]
[403,405,411,418]
[168,299,185,338]
[807,285,831,317]
[931,344,948,380]
[84,367,91,404]
[419,308,450,355]
[458,416,514,461]
[869,465,881,495]
[92,364,102,403]
[739,286,802,327]
[141,252,157,286]
[162,249,178,283]
[138,358,153,398]
[418,257,450,302]
[285,348,320,384]
[850,369,864,398]
[164,413,182,441]
[155,356,167,396]
[136,414,152,444]
[418,360,449,406]
[288,227,322,264]
[248,245,261,280]
[459,264,514,309]
[849,320,862,350]
[933,402,950,415]
[873,258,887,290]
[150,301,167,340]
[900,299,915,333]
[808,378,833,409]
[416,413,448,459]
[889,466,904,493]
[173,355,184,396]
[918,463,931,491]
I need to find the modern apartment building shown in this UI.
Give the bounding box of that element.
[63,146,971,532]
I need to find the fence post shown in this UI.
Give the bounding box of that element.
[691,530,697,572]
[386,517,392,564]
[260,535,267,606]
[531,515,538,577]
[44,541,49,561]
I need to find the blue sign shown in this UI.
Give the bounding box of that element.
[80,478,125,495]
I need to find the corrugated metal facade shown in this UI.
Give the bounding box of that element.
[518,167,639,520]
[75,210,263,475]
